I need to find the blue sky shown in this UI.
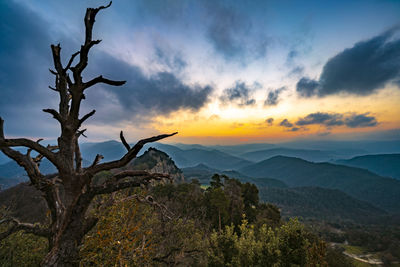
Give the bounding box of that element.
[1,0,400,144]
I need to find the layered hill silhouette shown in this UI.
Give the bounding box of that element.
[258,186,387,222]
[336,154,400,180]
[182,163,288,188]
[239,147,338,162]
[239,156,400,213]
[2,145,400,224]
[79,142,252,170]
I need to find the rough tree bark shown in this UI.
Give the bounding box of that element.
[0,2,176,266]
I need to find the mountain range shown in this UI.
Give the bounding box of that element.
[1,139,400,220]
[336,154,400,180]
[239,156,400,213]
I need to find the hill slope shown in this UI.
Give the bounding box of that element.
[240,147,337,162]
[336,154,400,180]
[258,186,387,222]
[239,156,400,213]
[182,164,287,188]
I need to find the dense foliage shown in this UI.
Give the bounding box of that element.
[0,174,331,266]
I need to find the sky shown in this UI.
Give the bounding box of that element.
[0,0,400,145]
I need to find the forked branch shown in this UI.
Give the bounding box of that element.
[0,217,51,241]
[87,132,178,174]
[84,75,126,89]
[91,171,169,196]
[120,131,130,151]
[0,117,60,170]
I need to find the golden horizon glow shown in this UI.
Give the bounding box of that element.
[146,87,400,145]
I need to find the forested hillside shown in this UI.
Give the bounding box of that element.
[336,154,400,180]
[239,156,400,212]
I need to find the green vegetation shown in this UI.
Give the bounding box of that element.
[0,174,330,266]
[343,245,366,255]
[239,156,400,212]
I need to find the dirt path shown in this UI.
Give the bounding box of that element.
[343,251,383,265]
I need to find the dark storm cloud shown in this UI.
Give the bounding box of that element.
[296,77,319,97]
[345,113,378,128]
[86,53,213,122]
[264,87,287,106]
[0,1,213,134]
[220,81,257,106]
[296,112,344,127]
[203,1,268,61]
[297,28,400,97]
[0,1,59,136]
[205,2,249,59]
[280,119,293,128]
[295,112,378,128]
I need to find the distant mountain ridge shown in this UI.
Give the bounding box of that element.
[258,186,387,222]
[336,154,400,180]
[240,147,338,162]
[182,163,288,188]
[239,156,400,213]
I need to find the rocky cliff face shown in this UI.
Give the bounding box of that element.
[130,148,184,183]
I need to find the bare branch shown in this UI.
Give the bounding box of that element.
[79,109,96,126]
[111,170,169,182]
[49,69,58,76]
[87,132,178,174]
[90,154,104,167]
[84,75,126,89]
[48,86,59,92]
[76,129,87,138]
[0,217,50,241]
[0,117,60,169]
[91,174,165,196]
[43,109,63,123]
[65,51,80,70]
[33,144,58,165]
[120,131,130,151]
[50,44,63,73]
[71,1,112,81]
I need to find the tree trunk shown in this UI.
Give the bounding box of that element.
[42,233,81,267]
[42,195,90,267]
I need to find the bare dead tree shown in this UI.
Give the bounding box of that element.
[0,2,177,266]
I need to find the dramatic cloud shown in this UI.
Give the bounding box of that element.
[203,1,268,61]
[206,2,247,58]
[154,45,187,72]
[297,28,400,97]
[280,119,293,128]
[295,112,378,128]
[0,1,213,134]
[296,112,344,127]
[0,1,58,136]
[264,87,287,106]
[265,118,274,126]
[220,81,256,106]
[345,113,378,128]
[87,54,213,122]
[296,77,319,97]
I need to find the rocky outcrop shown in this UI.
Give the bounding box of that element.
[130,148,184,183]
